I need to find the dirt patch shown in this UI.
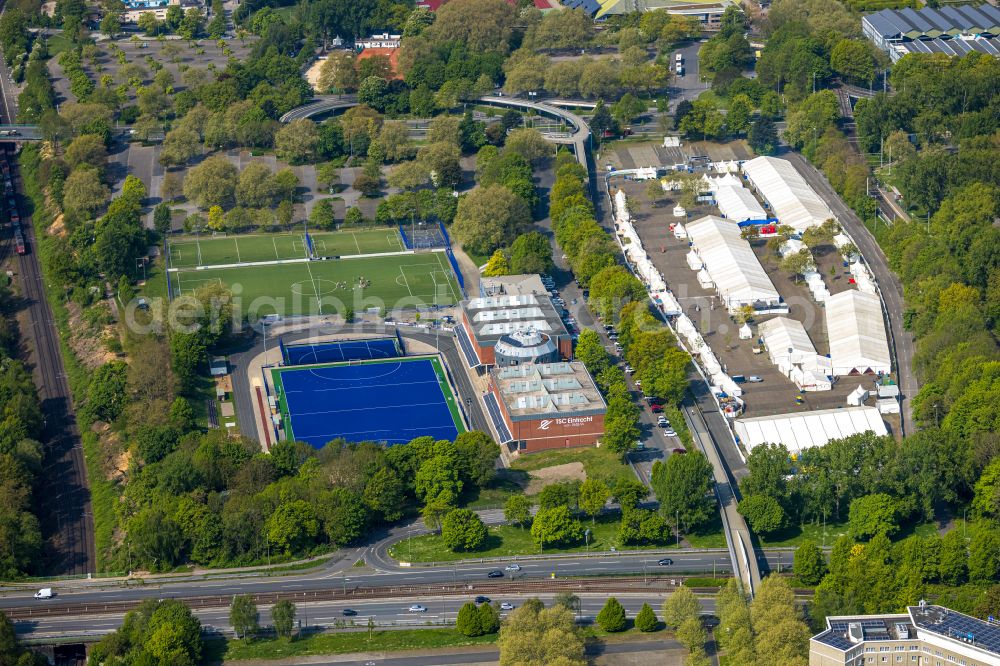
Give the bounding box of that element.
[524,462,586,494]
[66,300,118,369]
[47,213,66,237]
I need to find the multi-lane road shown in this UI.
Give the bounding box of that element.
[0,24,96,576]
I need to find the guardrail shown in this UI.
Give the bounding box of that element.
[392,547,733,568]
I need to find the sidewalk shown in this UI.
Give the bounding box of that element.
[224,645,499,666]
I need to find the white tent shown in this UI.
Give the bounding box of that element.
[686,250,703,271]
[741,156,835,233]
[673,205,687,218]
[697,268,714,288]
[847,385,869,406]
[634,167,657,180]
[709,175,768,223]
[734,407,888,454]
[825,290,891,376]
[758,317,833,391]
[738,323,752,339]
[654,291,682,316]
[780,238,806,257]
[686,216,782,312]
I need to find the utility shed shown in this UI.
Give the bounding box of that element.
[825,290,892,376]
[686,215,782,313]
[741,156,835,233]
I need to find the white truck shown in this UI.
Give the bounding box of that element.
[34,588,53,599]
[675,53,683,63]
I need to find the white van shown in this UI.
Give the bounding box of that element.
[34,588,53,599]
[675,53,683,63]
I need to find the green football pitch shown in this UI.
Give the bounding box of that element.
[167,229,405,269]
[168,251,461,316]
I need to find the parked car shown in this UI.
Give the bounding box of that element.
[505,563,522,572]
[650,403,663,412]
[623,364,634,373]
[488,570,504,578]
[635,441,645,451]
[747,375,764,383]
[475,596,491,604]
[342,608,358,616]
[664,429,677,437]
[500,602,515,611]
[657,558,674,566]
[671,447,687,454]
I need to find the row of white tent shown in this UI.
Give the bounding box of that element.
[612,191,744,400]
[741,156,836,233]
[706,173,769,224]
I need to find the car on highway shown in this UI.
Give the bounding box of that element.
[505,563,522,572]
[500,602,515,611]
[475,596,491,604]
[341,608,358,616]
[657,558,674,566]
[408,604,428,612]
[488,569,504,578]
[33,588,53,599]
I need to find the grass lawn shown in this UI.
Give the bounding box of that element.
[460,470,529,510]
[45,33,74,56]
[757,519,850,548]
[168,250,460,316]
[683,514,728,549]
[510,447,635,489]
[215,629,496,661]
[389,516,678,563]
[167,228,405,269]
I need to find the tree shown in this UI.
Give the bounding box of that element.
[663,586,700,628]
[848,493,898,540]
[183,155,238,209]
[634,603,658,632]
[830,39,875,86]
[477,601,500,634]
[424,0,518,53]
[530,505,583,549]
[590,99,615,139]
[271,599,295,639]
[497,603,585,666]
[727,94,753,136]
[504,128,553,164]
[378,121,414,162]
[63,167,109,219]
[793,541,826,586]
[738,494,786,535]
[650,451,715,534]
[748,116,778,155]
[266,499,320,554]
[554,592,581,613]
[452,185,531,256]
[309,199,336,230]
[780,248,813,281]
[87,361,129,422]
[457,601,484,636]
[508,231,553,275]
[578,479,610,523]
[65,133,107,170]
[596,597,627,632]
[230,595,259,641]
[154,203,172,234]
[318,51,357,93]
[612,93,645,126]
[483,249,510,277]
[968,528,1000,584]
[939,530,969,585]
[504,494,532,529]
[677,616,707,653]
[441,509,488,552]
[275,120,320,164]
[784,90,839,149]
[234,162,276,208]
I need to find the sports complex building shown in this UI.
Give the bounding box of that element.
[484,361,606,454]
[863,3,1000,62]
[261,336,467,448]
[454,275,573,371]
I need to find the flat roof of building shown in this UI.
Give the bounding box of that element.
[734,406,888,453]
[908,604,1000,657]
[492,361,605,420]
[480,274,549,297]
[813,613,915,651]
[864,3,1000,39]
[462,289,568,347]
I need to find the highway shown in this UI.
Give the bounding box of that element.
[14,592,716,640]
[0,24,96,576]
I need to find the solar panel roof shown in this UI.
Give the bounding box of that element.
[909,606,1000,656]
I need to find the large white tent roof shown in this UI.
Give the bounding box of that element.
[825,290,892,376]
[713,183,768,223]
[758,317,816,365]
[686,216,781,309]
[741,156,835,233]
[734,407,888,453]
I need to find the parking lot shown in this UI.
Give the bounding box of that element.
[612,175,865,419]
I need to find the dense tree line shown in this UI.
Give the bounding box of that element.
[715,577,812,666]
[0,284,45,578]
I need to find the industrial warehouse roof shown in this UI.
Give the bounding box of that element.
[686,216,781,309]
[741,157,835,233]
[492,362,605,420]
[893,35,1000,58]
[734,407,888,453]
[864,4,1000,40]
[588,0,733,20]
[825,290,892,376]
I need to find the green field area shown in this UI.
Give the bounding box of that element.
[167,229,405,269]
[168,251,460,315]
